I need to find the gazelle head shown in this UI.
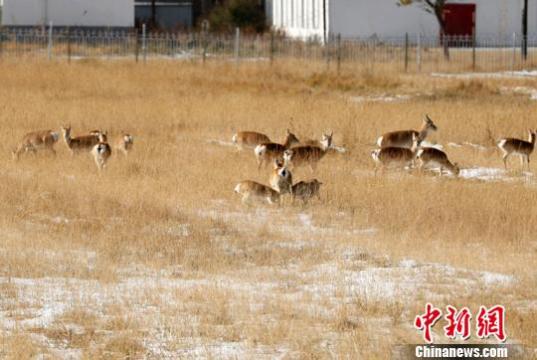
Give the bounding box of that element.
[320,132,333,150]
[452,162,461,176]
[283,149,293,164]
[284,129,300,147]
[123,134,134,145]
[424,115,438,132]
[61,126,72,139]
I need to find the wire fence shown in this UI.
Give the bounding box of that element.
[2,26,537,73]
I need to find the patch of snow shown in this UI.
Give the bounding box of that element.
[207,139,236,148]
[350,94,412,103]
[431,70,537,79]
[420,141,444,150]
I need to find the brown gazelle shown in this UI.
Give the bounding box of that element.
[254,130,300,169]
[497,129,536,170]
[234,181,280,205]
[371,138,418,175]
[114,133,134,156]
[292,179,323,204]
[232,131,271,151]
[269,159,293,195]
[12,130,59,160]
[377,115,438,149]
[61,126,104,155]
[417,147,460,176]
[283,132,332,171]
[91,141,112,171]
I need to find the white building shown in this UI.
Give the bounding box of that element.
[267,0,537,43]
[2,0,134,28]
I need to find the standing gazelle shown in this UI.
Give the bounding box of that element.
[497,129,537,170]
[91,141,112,171]
[254,130,300,169]
[12,130,59,160]
[114,133,134,156]
[417,147,460,176]
[232,131,271,151]
[283,133,333,172]
[269,159,293,195]
[61,126,103,155]
[377,115,438,149]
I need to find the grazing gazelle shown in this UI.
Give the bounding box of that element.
[371,141,418,175]
[91,141,112,171]
[283,132,333,171]
[377,115,438,149]
[417,147,460,176]
[61,126,104,155]
[269,159,293,195]
[232,131,271,151]
[12,130,59,160]
[497,129,536,170]
[114,133,134,156]
[292,179,323,204]
[254,130,300,169]
[234,180,280,205]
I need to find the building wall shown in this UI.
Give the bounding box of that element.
[272,0,325,40]
[2,0,134,27]
[272,0,537,43]
[135,3,193,29]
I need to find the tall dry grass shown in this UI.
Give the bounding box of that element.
[0,60,535,357]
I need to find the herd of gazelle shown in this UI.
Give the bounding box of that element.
[12,127,134,170]
[373,115,537,175]
[233,130,330,204]
[234,115,537,205]
[12,116,536,199]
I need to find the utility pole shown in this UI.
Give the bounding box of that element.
[522,0,528,61]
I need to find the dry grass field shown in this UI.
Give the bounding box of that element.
[0,59,536,359]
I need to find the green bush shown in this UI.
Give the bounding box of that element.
[208,0,266,33]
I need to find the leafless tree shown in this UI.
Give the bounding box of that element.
[398,0,450,60]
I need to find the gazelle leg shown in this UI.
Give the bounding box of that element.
[502,153,509,169]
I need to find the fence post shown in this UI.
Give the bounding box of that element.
[270,31,275,65]
[135,30,139,63]
[67,27,72,63]
[325,34,331,71]
[142,23,147,64]
[404,33,409,72]
[416,33,421,72]
[0,28,3,59]
[47,21,53,60]
[472,34,476,71]
[234,27,240,67]
[336,33,342,75]
[511,32,516,73]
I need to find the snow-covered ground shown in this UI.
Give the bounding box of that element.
[0,201,525,358]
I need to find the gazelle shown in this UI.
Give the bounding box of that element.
[232,131,271,151]
[371,142,417,175]
[497,129,536,170]
[12,130,59,160]
[61,126,104,155]
[377,115,438,149]
[269,159,293,195]
[417,147,460,176]
[114,133,134,156]
[254,130,300,169]
[283,132,332,171]
[292,179,323,204]
[91,141,112,171]
[234,180,280,205]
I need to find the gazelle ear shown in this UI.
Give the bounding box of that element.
[287,129,291,134]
